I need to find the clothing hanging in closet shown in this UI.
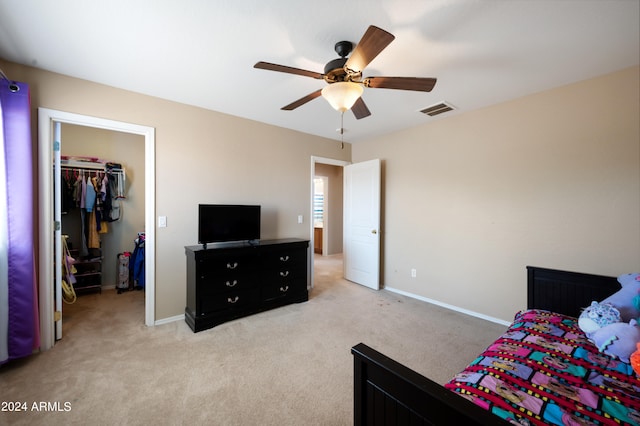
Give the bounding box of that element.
[60,160,126,257]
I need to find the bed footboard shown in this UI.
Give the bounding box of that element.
[351,343,509,425]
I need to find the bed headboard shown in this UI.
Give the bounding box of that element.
[526,266,619,318]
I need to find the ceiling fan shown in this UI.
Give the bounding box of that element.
[254,25,437,119]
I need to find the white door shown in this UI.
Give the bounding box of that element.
[343,159,381,290]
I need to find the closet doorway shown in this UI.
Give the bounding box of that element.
[38,108,155,351]
[60,123,144,291]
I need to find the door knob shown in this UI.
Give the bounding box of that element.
[371,229,377,234]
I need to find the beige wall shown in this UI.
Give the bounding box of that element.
[60,124,145,287]
[1,59,351,321]
[353,66,640,322]
[4,57,638,324]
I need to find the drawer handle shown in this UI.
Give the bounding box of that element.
[279,286,289,293]
[279,271,289,277]
[280,255,290,262]
[227,296,239,304]
[227,262,238,270]
[225,280,238,287]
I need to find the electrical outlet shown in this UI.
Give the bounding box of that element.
[411,268,417,278]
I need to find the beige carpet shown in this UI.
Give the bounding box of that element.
[0,254,506,425]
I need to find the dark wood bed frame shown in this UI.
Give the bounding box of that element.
[352,266,620,425]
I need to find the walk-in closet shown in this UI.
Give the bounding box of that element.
[58,123,145,323]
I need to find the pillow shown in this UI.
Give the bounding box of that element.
[601,273,640,322]
[589,319,640,363]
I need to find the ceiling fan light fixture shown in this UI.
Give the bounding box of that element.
[321,82,363,112]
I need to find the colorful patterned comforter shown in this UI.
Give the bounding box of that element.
[444,309,640,425]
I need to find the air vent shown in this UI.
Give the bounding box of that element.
[420,102,455,117]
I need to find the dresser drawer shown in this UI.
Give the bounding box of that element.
[199,275,254,293]
[199,288,260,314]
[261,247,307,269]
[197,252,257,275]
[262,279,306,302]
[263,264,306,283]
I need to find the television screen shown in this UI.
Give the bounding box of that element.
[198,204,260,245]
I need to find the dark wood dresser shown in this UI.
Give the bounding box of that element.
[184,238,309,332]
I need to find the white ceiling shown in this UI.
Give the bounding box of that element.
[0,0,638,143]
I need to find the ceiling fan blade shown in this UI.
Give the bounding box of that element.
[351,97,371,120]
[345,26,395,74]
[254,61,324,80]
[281,89,323,110]
[365,76,437,92]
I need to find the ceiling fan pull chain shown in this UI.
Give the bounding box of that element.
[340,112,345,150]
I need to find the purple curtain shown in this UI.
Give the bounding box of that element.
[0,79,39,364]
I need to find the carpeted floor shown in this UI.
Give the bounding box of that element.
[0,254,506,425]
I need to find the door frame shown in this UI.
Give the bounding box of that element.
[309,156,350,288]
[37,108,156,351]
[313,175,329,254]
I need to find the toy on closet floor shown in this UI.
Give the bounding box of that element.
[116,252,131,294]
[129,232,145,290]
[578,273,640,362]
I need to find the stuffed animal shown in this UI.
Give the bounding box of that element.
[602,273,640,322]
[631,342,640,376]
[589,319,640,363]
[578,273,640,336]
[578,301,621,335]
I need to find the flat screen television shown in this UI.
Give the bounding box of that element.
[198,204,261,247]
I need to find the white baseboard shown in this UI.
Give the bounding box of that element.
[154,314,184,326]
[384,286,511,327]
